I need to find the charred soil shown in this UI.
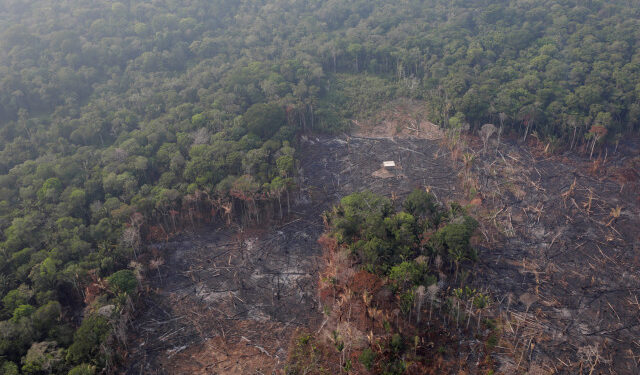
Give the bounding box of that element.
[125,120,639,374]
[125,132,461,374]
[467,135,640,374]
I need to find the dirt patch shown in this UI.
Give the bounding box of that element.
[301,134,460,204]
[351,99,443,140]
[371,166,396,179]
[153,322,291,374]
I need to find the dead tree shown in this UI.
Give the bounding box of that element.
[480,123,497,154]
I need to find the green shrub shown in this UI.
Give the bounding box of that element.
[106,269,137,295]
[332,191,392,242]
[384,212,417,248]
[359,348,376,370]
[1,361,19,375]
[390,333,403,354]
[68,363,96,375]
[388,261,424,291]
[243,103,285,139]
[11,304,35,322]
[403,189,437,220]
[2,287,32,314]
[434,216,479,264]
[21,341,64,374]
[65,315,111,366]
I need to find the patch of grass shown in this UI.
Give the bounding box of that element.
[468,186,478,200]
[332,330,344,352]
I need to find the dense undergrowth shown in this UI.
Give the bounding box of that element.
[326,190,478,280]
[0,0,639,373]
[287,190,496,374]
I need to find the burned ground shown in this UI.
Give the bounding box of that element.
[469,138,640,374]
[126,124,639,374]
[125,134,460,374]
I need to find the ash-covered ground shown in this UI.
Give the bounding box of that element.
[470,138,640,374]
[125,134,459,374]
[126,130,640,374]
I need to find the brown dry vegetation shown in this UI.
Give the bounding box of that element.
[351,99,443,141]
[290,234,500,375]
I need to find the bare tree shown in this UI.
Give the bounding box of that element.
[480,123,497,154]
[415,285,426,323]
[192,127,210,145]
[588,125,607,159]
[497,112,507,151]
[427,283,440,322]
[149,257,165,284]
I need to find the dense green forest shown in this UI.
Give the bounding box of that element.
[326,190,478,279]
[0,0,639,373]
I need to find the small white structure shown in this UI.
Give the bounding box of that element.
[382,161,396,168]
